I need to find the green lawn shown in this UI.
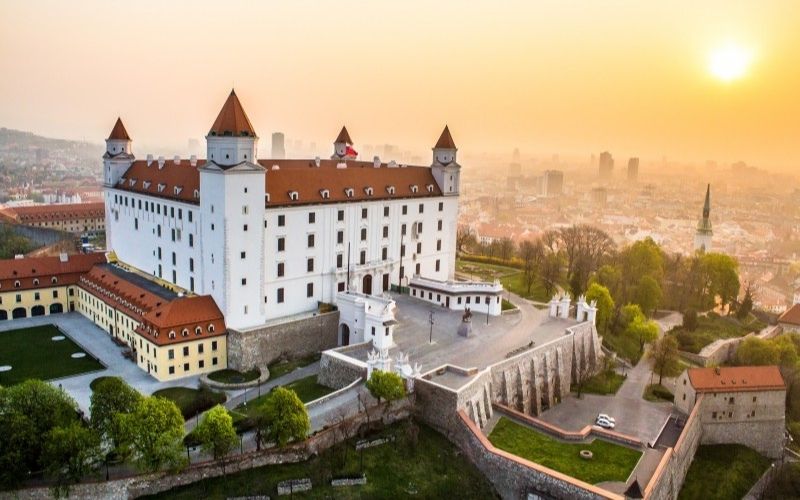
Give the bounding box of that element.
[268,353,320,379]
[488,417,641,485]
[0,324,104,385]
[455,259,520,281]
[499,272,550,302]
[679,444,770,500]
[152,386,226,420]
[573,371,626,395]
[144,422,497,499]
[501,298,517,311]
[643,384,674,402]
[236,375,335,418]
[207,368,261,384]
[602,332,643,364]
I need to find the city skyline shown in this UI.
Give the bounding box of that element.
[1,1,799,171]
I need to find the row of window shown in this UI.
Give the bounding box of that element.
[168,358,218,375]
[166,341,219,359]
[0,287,73,304]
[113,194,194,223]
[411,288,496,305]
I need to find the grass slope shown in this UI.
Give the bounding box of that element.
[152,386,226,420]
[678,444,770,500]
[0,324,103,385]
[268,353,320,379]
[574,371,626,395]
[144,423,498,499]
[237,375,334,418]
[488,417,641,485]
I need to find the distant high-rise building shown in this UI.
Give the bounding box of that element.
[694,184,713,252]
[543,170,564,197]
[627,157,639,182]
[271,132,286,159]
[591,187,608,205]
[599,151,614,179]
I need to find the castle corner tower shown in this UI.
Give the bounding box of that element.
[431,125,460,196]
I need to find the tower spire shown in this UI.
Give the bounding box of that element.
[694,184,713,252]
[703,183,711,219]
[208,89,256,138]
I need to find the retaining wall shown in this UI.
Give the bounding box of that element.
[227,311,339,371]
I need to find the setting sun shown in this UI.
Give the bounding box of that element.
[709,43,753,82]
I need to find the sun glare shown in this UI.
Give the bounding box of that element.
[709,43,753,82]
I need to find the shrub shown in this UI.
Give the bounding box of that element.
[683,309,698,331]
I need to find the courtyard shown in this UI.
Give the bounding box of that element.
[0,324,104,385]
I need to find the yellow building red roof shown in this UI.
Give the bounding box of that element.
[687,366,785,392]
[0,202,104,224]
[0,253,107,292]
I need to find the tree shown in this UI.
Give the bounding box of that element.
[366,370,406,406]
[261,387,310,448]
[116,396,186,472]
[626,317,659,355]
[90,377,142,450]
[518,239,544,296]
[700,253,740,310]
[195,404,238,462]
[735,337,780,366]
[498,237,516,262]
[648,336,681,384]
[634,276,662,316]
[585,283,614,335]
[682,308,698,331]
[736,282,754,320]
[42,422,102,497]
[0,380,79,489]
[540,253,563,298]
[456,226,477,253]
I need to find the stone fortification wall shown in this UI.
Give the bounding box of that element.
[644,396,704,500]
[227,310,339,371]
[317,343,369,389]
[449,411,620,500]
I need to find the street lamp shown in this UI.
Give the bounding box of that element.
[429,311,434,344]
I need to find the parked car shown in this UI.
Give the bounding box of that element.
[595,416,615,429]
[597,413,616,424]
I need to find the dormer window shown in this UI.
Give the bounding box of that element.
[129,179,137,187]
[208,324,215,333]
[195,326,202,335]
[410,184,419,193]
[51,277,57,284]
[143,181,151,189]
[320,189,330,199]
[14,280,20,288]
[288,191,299,201]
[426,184,434,193]
[157,183,166,193]
[182,328,189,337]
[344,188,354,198]
[193,189,200,199]
[364,187,374,196]
[169,330,176,339]
[33,279,39,286]
[386,185,396,195]
[174,186,183,196]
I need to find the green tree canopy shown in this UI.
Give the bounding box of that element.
[700,253,740,309]
[116,396,186,472]
[90,377,142,447]
[260,387,310,448]
[586,283,615,335]
[682,308,698,331]
[735,337,781,366]
[634,276,662,316]
[626,317,659,355]
[366,370,407,405]
[42,422,102,497]
[195,404,238,461]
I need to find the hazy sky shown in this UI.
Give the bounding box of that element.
[1,1,799,169]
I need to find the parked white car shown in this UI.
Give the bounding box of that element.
[595,416,615,429]
[597,413,616,424]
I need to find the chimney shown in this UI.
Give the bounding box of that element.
[336,162,347,169]
[373,156,381,168]
[14,254,24,260]
[271,165,280,170]
[59,253,68,263]
[146,154,154,166]
[157,156,165,169]
[388,160,398,169]
[173,155,180,165]
[189,155,197,167]
[314,156,321,168]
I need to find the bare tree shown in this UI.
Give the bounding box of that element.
[518,239,545,296]
[498,237,516,263]
[456,226,477,253]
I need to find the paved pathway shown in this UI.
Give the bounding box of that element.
[0,313,201,413]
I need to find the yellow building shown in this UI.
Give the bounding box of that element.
[0,253,106,320]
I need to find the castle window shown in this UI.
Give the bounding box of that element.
[426,184,434,192]
[288,191,299,201]
[344,188,354,198]
[196,326,202,335]
[182,328,189,337]
[320,189,330,199]
[157,183,166,193]
[278,215,285,227]
[386,185,396,195]
[174,186,183,195]
[337,210,344,221]
[194,189,200,199]
[410,184,418,193]
[309,212,316,223]
[364,186,374,196]
[208,324,215,333]
[438,202,443,211]
[33,278,39,286]
[169,331,176,339]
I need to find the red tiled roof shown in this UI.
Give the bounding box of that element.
[108,117,131,141]
[0,253,107,292]
[1,202,104,224]
[115,158,442,206]
[778,303,800,325]
[335,126,353,144]
[687,366,785,392]
[434,125,456,149]
[208,89,256,138]
[79,265,225,346]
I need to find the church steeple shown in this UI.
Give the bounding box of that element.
[694,184,713,252]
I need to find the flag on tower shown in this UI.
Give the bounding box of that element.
[345,145,358,158]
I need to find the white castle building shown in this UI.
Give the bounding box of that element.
[103,90,461,332]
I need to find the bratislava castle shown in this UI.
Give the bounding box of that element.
[103,90,461,330]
